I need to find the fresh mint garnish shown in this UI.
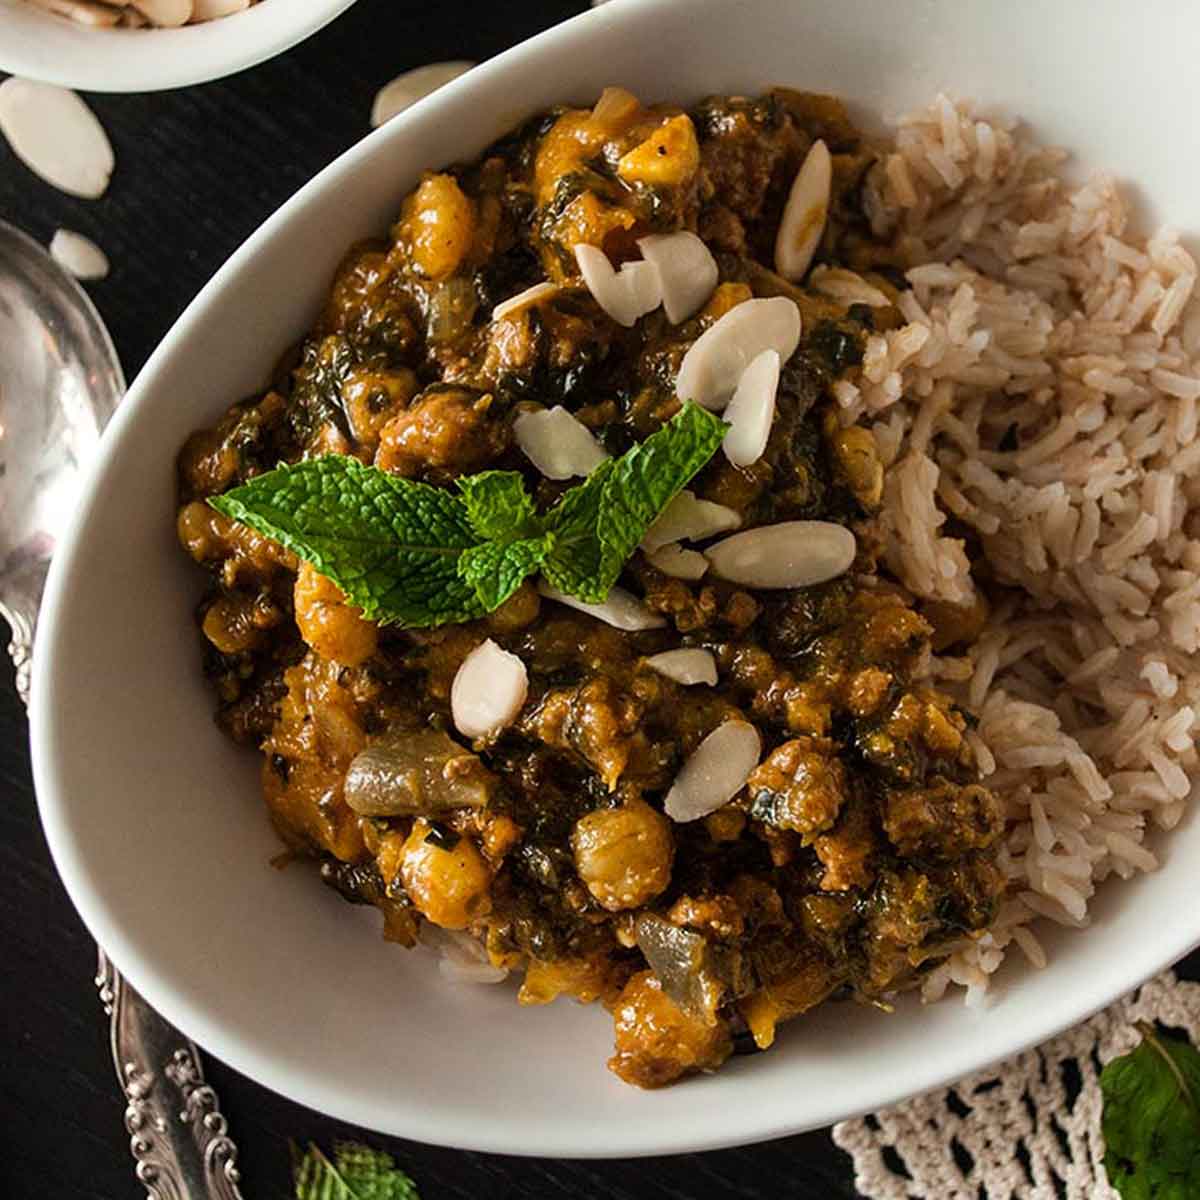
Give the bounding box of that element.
[210,455,483,627]
[1101,1020,1200,1199]
[292,1139,420,1200]
[210,402,726,626]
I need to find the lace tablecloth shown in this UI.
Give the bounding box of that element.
[832,971,1198,1198]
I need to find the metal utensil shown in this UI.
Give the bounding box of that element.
[0,219,244,1200]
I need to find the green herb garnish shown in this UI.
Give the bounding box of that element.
[210,401,726,626]
[293,1140,420,1200]
[1101,1021,1200,1198]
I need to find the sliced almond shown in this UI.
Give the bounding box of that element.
[646,542,709,581]
[722,348,779,467]
[644,649,718,686]
[810,266,891,308]
[704,520,857,589]
[49,229,109,281]
[636,231,719,324]
[675,296,801,410]
[134,0,192,26]
[451,639,528,740]
[514,406,608,480]
[664,720,761,822]
[370,62,475,128]
[0,79,114,200]
[538,583,666,631]
[492,280,559,323]
[25,0,122,26]
[574,243,662,328]
[191,0,251,19]
[641,489,741,552]
[775,139,832,281]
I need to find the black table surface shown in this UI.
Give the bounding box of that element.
[2,3,1197,1196]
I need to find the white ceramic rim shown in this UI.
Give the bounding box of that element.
[0,0,358,93]
[28,0,1200,1157]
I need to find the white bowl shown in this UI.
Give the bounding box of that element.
[30,0,1200,1157]
[0,0,357,93]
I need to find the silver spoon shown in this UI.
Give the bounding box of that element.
[0,218,244,1200]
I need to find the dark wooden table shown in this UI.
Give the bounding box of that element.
[1,3,1197,1196]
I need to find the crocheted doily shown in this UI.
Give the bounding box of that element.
[832,971,1200,1199]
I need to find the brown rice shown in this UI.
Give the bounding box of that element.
[853,95,1199,1006]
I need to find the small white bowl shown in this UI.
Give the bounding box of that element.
[29,0,1200,1159]
[0,0,357,93]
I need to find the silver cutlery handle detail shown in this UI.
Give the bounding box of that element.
[95,950,245,1200]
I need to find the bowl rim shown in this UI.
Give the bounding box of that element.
[28,0,1200,1157]
[0,0,359,93]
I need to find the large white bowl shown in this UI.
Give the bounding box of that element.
[30,0,1200,1158]
[0,0,357,92]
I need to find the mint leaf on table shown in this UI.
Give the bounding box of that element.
[210,455,483,627]
[293,1140,419,1200]
[210,402,726,625]
[456,470,536,541]
[542,403,727,601]
[458,534,553,611]
[1101,1021,1200,1199]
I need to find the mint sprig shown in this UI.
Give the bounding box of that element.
[209,402,726,627]
[1101,1021,1200,1199]
[293,1140,420,1200]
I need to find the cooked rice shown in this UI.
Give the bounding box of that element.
[859,96,1199,1001]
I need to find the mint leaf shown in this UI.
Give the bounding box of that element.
[209,404,726,628]
[293,1140,419,1200]
[456,470,536,541]
[1101,1021,1200,1199]
[542,403,726,602]
[458,534,553,611]
[210,456,483,627]
[540,458,616,599]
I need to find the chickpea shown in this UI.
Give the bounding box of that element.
[616,114,700,187]
[293,561,378,667]
[828,423,884,511]
[571,798,673,912]
[399,819,492,930]
[400,173,475,280]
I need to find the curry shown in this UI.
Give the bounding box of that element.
[176,87,1003,1087]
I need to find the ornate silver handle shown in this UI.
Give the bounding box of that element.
[94,950,245,1200]
[10,608,246,1199]
[1,217,244,1198]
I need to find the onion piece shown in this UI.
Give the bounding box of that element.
[646,542,709,581]
[0,79,114,199]
[704,520,857,589]
[574,243,662,327]
[492,280,559,323]
[421,923,508,984]
[538,583,666,631]
[344,729,495,816]
[451,639,529,740]
[722,348,779,466]
[370,61,475,128]
[664,720,762,822]
[641,489,741,552]
[513,406,609,480]
[675,296,801,410]
[645,649,718,686]
[636,230,719,324]
[49,229,108,281]
[774,139,832,281]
